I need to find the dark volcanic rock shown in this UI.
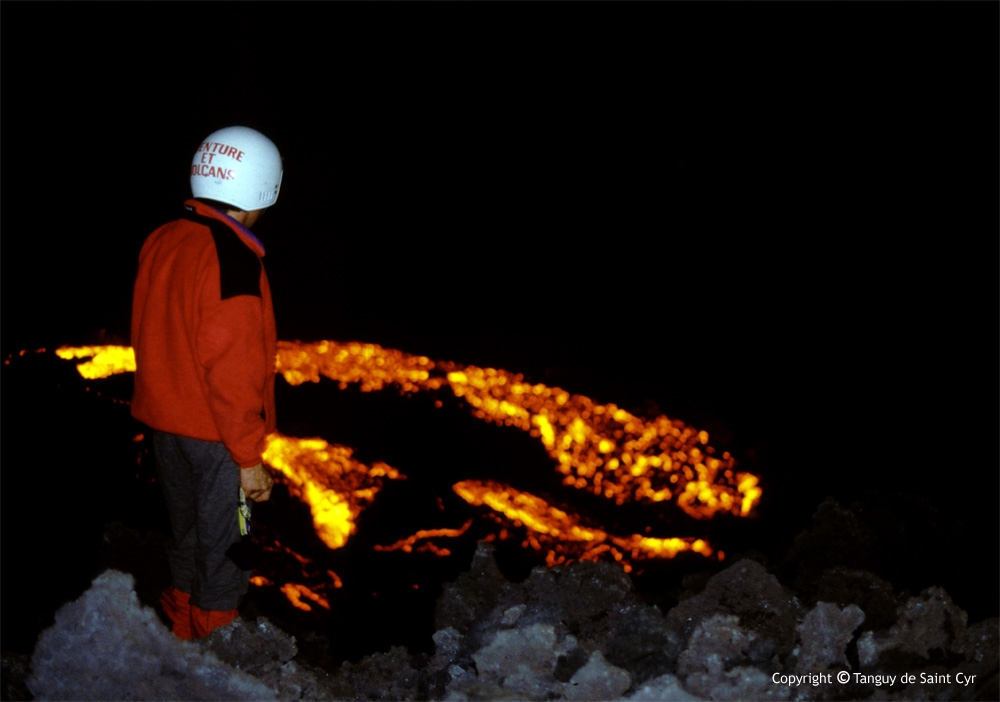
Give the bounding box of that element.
[1,652,32,702]
[27,570,277,701]
[331,646,426,701]
[668,558,805,665]
[434,541,515,640]
[17,542,1000,702]
[432,542,683,696]
[812,566,897,631]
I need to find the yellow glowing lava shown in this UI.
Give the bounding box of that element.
[262,433,405,550]
[453,480,716,570]
[275,340,761,520]
[55,345,135,379]
[276,340,442,393]
[54,341,762,574]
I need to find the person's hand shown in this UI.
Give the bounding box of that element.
[240,463,274,502]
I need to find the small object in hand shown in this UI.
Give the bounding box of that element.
[238,486,252,536]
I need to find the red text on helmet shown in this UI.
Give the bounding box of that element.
[196,142,245,162]
[191,164,236,180]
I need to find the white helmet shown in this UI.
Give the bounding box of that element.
[190,126,283,211]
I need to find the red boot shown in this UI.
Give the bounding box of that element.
[190,604,239,638]
[160,587,195,640]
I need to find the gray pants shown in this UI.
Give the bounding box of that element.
[153,431,249,611]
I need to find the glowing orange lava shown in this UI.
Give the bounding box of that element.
[55,345,135,379]
[453,480,716,571]
[53,341,762,582]
[280,582,331,612]
[274,340,762,521]
[374,520,474,557]
[262,433,405,550]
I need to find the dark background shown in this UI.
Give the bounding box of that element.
[2,2,997,642]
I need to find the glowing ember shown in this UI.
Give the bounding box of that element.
[54,341,762,580]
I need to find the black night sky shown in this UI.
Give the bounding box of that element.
[2,2,997,645]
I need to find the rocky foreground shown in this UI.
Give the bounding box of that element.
[10,531,999,702]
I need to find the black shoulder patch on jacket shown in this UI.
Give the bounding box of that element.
[183,211,262,300]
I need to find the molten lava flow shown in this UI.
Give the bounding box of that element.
[374,520,474,557]
[275,340,443,394]
[55,345,135,379]
[262,433,405,550]
[452,480,715,571]
[54,341,763,577]
[49,345,409,551]
[274,340,762,521]
[280,582,331,612]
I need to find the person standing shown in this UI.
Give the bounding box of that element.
[131,126,282,639]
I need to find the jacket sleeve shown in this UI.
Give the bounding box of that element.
[197,294,270,468]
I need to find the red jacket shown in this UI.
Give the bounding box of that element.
[131,199,277,468]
